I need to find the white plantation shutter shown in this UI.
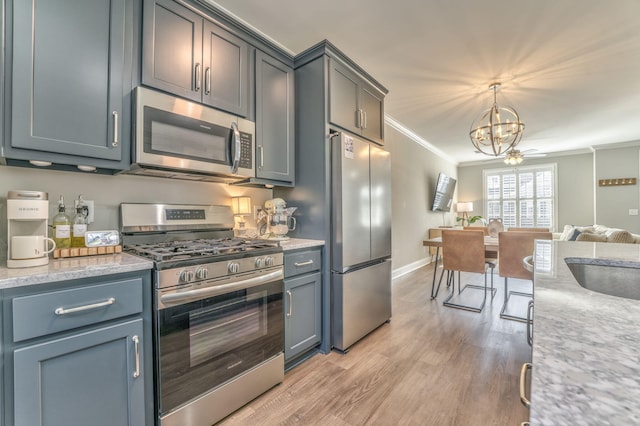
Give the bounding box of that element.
[483,164,557,230]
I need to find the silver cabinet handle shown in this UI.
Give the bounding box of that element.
[230,122,241,173]
[362,110,367,129]
[355,109,362,128]
[258,145,264,168]
[520,362,532,408]
[112,111,119,147]
[54,297,116,315]
[204,67,211,95]
[132,335,140,378]
[294,260,313,267]
[286,290,292,318]
[194,63,201,91]
[526,300,534,346]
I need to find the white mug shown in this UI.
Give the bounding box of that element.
[11,235,56,260]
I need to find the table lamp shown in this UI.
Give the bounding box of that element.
[231,196,252,236]
[456,202,473,227]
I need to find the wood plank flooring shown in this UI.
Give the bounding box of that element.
[219,263,532,425]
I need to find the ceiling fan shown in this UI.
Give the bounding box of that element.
[502,148,546,165]
[474,148,546,164]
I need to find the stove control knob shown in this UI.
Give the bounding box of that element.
[180,270,194,282]
[265,256,274,267]
[228,262,240,274]
[195,267,208,280]
[255,257,264,268]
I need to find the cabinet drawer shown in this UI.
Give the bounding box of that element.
[13,278,143,342]
[284,249,321,278]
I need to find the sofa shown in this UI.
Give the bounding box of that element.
[555,224,640,244]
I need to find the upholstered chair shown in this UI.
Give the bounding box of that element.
[441,230,496,313]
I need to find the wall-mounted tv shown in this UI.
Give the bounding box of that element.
[431,172,457,212]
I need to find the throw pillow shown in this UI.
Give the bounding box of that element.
[559,225,575,241]
[607,230,635,244]
[576,232,607,242]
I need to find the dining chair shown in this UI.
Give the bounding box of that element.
[441,230,496,312]
[508,227,550,232]
[498,231,552,321]
[464,226,497,259]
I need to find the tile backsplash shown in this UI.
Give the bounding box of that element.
[0,165,272,263]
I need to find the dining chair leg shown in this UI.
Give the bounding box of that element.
[442,270,487,313]
[500,277,533,322]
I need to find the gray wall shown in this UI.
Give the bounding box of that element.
[384,125,457,276]
[0,166,272,260]
[595,144,640,232]
[458,144,640,234]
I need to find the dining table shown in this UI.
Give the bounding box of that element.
[422,235,499,299]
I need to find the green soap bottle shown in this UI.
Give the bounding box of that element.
[52,195,72,248]
[71,195,88,248]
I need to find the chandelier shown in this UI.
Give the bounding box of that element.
[470,83,525,156]
[504,149,524,165]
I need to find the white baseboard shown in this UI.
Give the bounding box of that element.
[392,257,432,280]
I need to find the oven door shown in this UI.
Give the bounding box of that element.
[155,270,283,416]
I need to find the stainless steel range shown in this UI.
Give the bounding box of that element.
[120,203,284,426]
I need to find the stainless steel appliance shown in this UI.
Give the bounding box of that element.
[330,132,392,351]
[124,87,255,182]
[120,204,284,426]
[6,190,55,268]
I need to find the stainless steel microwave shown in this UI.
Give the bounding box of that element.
[125,87,254,182]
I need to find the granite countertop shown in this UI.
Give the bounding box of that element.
[0,253,153,290]
[279,238,325,251]
[531,241,640,425]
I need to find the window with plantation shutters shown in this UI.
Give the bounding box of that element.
[483,164,557,230]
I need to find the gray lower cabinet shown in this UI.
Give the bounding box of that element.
[255,51,295,184]
[329,58,385,145]
[142,0,250,117]
[2,271,152,426]
[4,0,133,170]
[284,248,322,364]
[14,320,144,426]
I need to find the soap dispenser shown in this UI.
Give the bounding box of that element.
[52,195,72,249]
[71,195,89,248]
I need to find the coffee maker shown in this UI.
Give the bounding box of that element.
[7,190,55,268]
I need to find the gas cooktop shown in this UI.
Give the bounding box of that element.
[124,237,280,263]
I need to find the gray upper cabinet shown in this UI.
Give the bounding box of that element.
[255,51,294,184]
[329,59,385,145]
[5,0,132,169]
[142,0,250,117]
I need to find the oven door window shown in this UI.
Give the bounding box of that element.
[143,106,231,165]
[157,279,283,414]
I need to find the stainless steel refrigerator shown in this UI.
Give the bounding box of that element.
[330,132,392,352]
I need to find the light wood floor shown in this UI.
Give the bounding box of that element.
[219,263,532,425]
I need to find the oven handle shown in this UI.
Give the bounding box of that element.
[160,269,283,306]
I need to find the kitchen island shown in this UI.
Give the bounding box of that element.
[531,240,640,425]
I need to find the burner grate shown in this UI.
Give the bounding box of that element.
[124,237,280,262]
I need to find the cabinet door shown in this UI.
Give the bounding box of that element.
[13,319,144,426]
[11,0,126,161]
[142,0,202,102]
[284,272,322,361]
[361,85,385,145]
[329,60,360,135]
[255,51,294,183]
[202,20,249,116]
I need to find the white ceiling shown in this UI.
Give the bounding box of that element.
[209,0,640,164]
